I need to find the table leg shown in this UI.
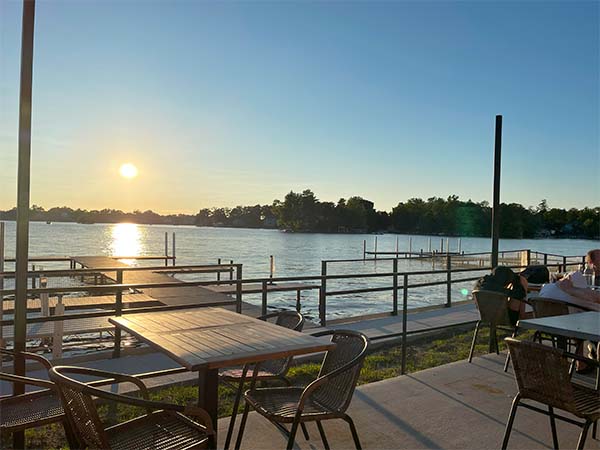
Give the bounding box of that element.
[198,368,219,444]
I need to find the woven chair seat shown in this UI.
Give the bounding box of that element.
[572,384,600,420]
[107,410,211,450]
[245,387,333,422]
[220,368,278,381]
[0,390,64,432]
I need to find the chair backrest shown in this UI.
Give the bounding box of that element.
[48,366,110,449]
[472,290,513,326]
[260,311,304,376]
[505,338,577,414]
[312,330,369,413]
[529,296,570,318]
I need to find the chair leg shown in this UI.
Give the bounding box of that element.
[577,420,591,450]
[504,328,517,372]
[468,321,481,363]
[592,420,597,440]
[490,325,499,355]
[548,406,559,450]
[234,403,251,450]
[300,423,310,441]
[286,419,300,450]
[502,395,520,450]
[62,419,81,449]
[344,415,362,450]
[224,374,246,450]
[316,421,330,450]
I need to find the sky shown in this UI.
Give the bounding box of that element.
[0,0,598,214]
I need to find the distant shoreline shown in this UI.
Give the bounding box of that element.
[2,219,597,241]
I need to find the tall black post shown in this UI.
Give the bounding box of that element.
[491,115,502,268]
[14,1,36,448]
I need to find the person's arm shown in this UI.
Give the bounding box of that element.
[558,279,600,303]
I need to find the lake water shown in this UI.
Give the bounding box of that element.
[1,221,598,321]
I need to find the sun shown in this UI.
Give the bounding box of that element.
[119,163,138,179]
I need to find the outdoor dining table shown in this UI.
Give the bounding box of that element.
[109,307,335,439]
[517,311,600,343]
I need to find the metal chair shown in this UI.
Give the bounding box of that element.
[502,338,600,450]
[234,330,369,450]
[0,348,79,446]
[529,297,580,351]
[468,290,519,371]
[49,365,215,450]
[221,310,305,450]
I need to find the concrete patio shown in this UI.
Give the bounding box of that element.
[219,354,599,450]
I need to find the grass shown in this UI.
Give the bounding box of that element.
[5,325,521,450]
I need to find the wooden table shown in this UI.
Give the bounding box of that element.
[517,311,600,342]
[109,307,334,436]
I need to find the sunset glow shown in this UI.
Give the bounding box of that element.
[119,163,138,179]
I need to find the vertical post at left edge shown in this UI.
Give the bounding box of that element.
[14,1,36,448]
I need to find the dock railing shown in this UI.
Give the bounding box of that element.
[0,250,586,362]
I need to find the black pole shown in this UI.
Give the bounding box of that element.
[491,115,502,268]
[14,1,36,448]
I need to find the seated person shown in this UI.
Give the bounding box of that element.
[540,271,600,307]
[474,266,529,325]
[586,248,600,285]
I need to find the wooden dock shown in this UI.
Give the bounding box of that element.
[71,256,236,307]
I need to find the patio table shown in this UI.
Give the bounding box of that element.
[109,307,334,439]
[517,311,600,342]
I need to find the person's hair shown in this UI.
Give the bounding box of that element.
[491,266,519,287]
[586,249,600,265]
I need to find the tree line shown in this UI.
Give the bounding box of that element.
[0,192,597,239]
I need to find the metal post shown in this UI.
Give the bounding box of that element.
[392,258,398,315]
[543,253,548,266]
[261,280,268,316]
[229,260,233,280]
[217,258,221,281]
[408,237,412,259]
[235,265,242,313]
[401,274,408,375]
[0,222,4,348]
[446,254,452,307]
[113,269,123,358]
[52,295,64,359]
[363,239,366,260]
[31,263,36,289]
[296,289,301,312]
[172,232,176,266]
[491,115,503,268]
[14,8,36,447]
[562,256,567,273]
[164,232,168,267]
[319,261,327,326]
[526,249,531,267]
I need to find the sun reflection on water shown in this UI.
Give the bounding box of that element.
[109,223,142,264]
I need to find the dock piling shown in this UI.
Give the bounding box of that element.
[172,232,176,266]
[164,232,168,267]
[363,240,366,260]
[261,280,268,316]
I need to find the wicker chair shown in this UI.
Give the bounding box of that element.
[221,310,305,450]
[234,330,369,450]
[502,338,600,450]
[49,365,215,450]
[528,297,582,351]
[468,290,519,371]
[0,348,79,446]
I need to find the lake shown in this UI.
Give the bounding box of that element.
[1,221,598,321]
